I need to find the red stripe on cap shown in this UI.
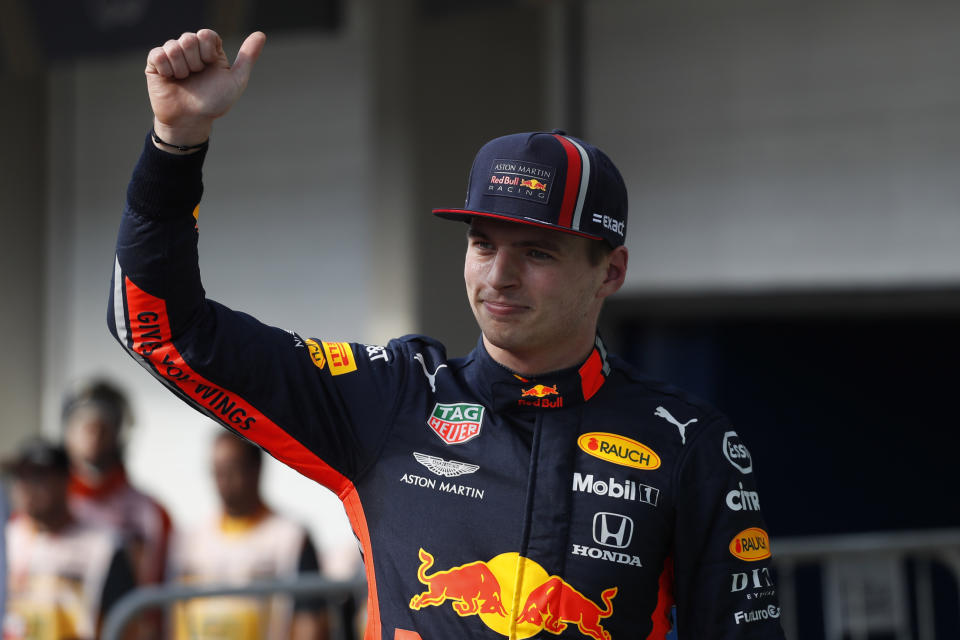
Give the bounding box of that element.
[553,134,583,227]
[553,134,582,229]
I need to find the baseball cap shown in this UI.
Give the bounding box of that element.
[1,437,70,476]
[433,130,628,247]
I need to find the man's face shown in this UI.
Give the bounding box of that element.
[64,405,121,472]
[212,437,260,516]
[12,468,69,525]
[464,218,611,371]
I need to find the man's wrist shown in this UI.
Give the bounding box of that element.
[151,119,212,155]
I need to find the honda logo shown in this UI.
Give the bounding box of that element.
[592,512,634,549]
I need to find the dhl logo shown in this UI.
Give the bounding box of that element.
[729,527,771,561]
[520,178,548,191]
[410,549,616,640]
[521,384,558,398]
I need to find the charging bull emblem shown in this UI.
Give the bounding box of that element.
[409,550,616,639]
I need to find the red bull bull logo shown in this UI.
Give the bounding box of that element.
[409,549,508,616]
[410,549,616,639]
[521,384,558,398]
[519,178,548,191]
[516,577,617,640]
[519,384,563,408]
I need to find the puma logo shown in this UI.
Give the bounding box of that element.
[414,353,448,393]
[654,406,697,445]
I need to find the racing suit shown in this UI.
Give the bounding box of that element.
[108,136,785,640]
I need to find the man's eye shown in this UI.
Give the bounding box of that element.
[529,250,554,259]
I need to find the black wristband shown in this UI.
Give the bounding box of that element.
[150,128,209,152]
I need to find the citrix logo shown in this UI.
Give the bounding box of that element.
[726,482,761,511]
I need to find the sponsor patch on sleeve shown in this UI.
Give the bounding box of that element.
[729,527,771,561]
[322,341,358,376]
[304,339,326,370]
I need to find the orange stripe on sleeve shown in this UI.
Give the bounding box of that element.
[122,275,350,495]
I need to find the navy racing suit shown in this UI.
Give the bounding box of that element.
[108,136,786,640]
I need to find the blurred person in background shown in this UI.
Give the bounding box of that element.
[63,379,172,589]
[1,479,8,629]
[168,431,329,640]
[2,438,136,640]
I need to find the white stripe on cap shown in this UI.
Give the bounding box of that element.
[563,136,591,232]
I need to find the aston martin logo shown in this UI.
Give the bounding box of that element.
[413,452,480,478]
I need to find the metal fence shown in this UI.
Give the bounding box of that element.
[772,528,960,640]
[103,528,960,640]
[101,575,366,640]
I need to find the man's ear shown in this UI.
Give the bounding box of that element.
[598,246,628,299]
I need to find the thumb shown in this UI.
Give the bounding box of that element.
[231,31,266,83]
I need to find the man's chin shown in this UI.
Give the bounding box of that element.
[481,328,531,355]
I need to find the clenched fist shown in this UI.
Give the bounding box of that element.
[145,29,266,150]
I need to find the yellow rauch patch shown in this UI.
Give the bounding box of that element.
[577,432,661,470]
[729,528,771,561]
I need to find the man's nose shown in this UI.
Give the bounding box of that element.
[487,250,520,289]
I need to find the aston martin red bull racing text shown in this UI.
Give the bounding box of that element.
[108,137,785,639]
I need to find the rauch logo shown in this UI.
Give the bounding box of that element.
[577,432,661,470]
[729,528,771,561]
[427,403,485,445]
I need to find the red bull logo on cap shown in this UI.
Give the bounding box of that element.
[410,549,617,640]
[519,178,548,191]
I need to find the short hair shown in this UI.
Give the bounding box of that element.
[587,239,613,267]
[215,430,263,470]
[61,379,130,431]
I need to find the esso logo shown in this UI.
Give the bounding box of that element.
[722,431,753,474]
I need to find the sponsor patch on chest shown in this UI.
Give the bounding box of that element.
[426,403,485,444]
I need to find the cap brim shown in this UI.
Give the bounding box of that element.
[432,208,603,241]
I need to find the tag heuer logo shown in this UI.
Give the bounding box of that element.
[427,403,484,444]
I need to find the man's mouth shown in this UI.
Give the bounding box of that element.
[480,299,528,317]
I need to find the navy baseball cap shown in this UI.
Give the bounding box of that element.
[433,130,628,247]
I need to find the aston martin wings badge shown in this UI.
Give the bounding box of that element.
[413,452,480,477]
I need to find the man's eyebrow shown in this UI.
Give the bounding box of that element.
[466,227,564,252]
[516,238,563,252]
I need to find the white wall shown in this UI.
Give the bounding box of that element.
[43,25,373,576]
[586,0,960,292]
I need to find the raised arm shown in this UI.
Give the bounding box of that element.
[108,30,407,496]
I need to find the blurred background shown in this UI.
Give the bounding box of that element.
[2,0,959,637]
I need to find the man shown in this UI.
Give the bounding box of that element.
[63,380,172,589]
[108,29,785,638]
[2,438,136,640]
[168,431,329,640]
